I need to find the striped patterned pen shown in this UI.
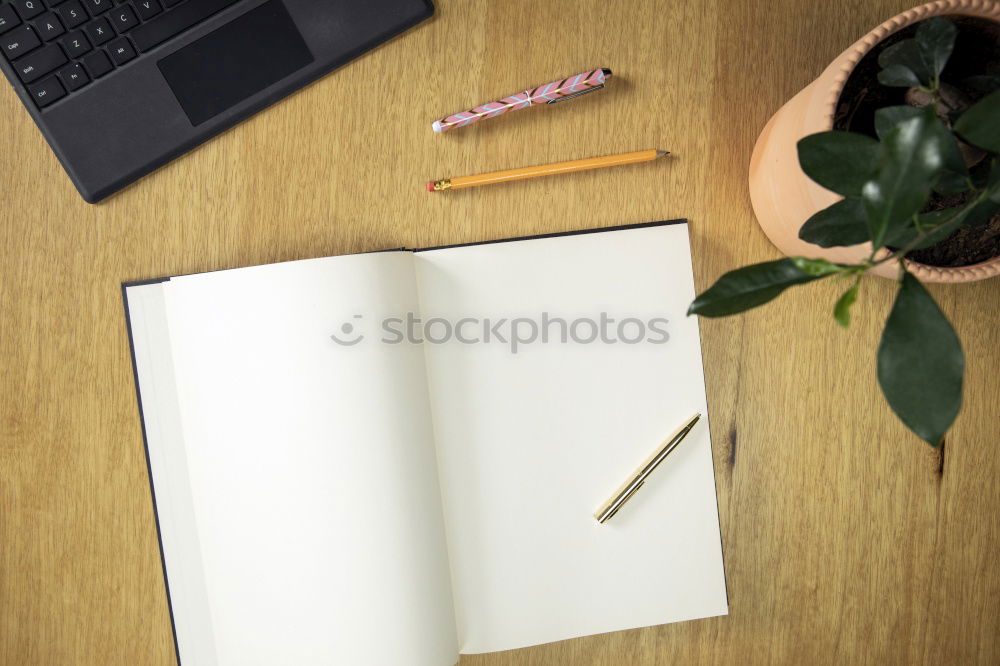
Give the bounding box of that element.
[431,68,612,133]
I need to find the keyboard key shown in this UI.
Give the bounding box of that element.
[109,4,136,32]
[80,47,110,77]
[82,16,112,45]
[12,1,44,21]
[55,1,88,29]
[0,4,22,34]
[60,29,90,56]
[32,12,64,40]
[133,0,161,21]
[57,61,89,90]
[162,0,184,7]
[84,0,113,16]
[27,74,66,107]
[11,41,65,82]
[131,0,239,52]
[106,35,133,64]
[2,24,41,60]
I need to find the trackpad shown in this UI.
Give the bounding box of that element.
[158,0,313,126]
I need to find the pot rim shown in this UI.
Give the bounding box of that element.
[820,0,1000,283]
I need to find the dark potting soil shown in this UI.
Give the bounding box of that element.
[908,214,1000,266]
[832,16,1000,268]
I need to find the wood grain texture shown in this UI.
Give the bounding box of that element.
[1,0,998,663]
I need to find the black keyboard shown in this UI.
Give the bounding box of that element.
[0,0,241,109]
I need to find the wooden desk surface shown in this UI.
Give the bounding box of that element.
[2,0,999,663]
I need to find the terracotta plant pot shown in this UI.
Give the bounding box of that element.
[748,0,1000,283]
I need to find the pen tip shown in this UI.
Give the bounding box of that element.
[656,150,670,158]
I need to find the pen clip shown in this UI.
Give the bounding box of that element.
[546,84,605,104]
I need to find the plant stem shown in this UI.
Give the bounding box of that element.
[869,189,990,268]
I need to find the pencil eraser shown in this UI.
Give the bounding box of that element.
[426,181,434,192]
[432,120,443,133]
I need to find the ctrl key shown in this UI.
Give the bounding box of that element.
[28,75,66,108]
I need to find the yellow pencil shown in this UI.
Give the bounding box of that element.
[426,149,669,192]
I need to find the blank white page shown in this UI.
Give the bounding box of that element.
[415,223,728,654]
[128,252,458,666]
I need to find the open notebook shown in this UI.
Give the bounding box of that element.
[123,220,728,666]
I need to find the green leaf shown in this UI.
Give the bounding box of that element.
[965,173,1000,226]
[990,168,1000,204]
[972,157,999,190]
[934,171,970,196]
[913,208,967,249]
[932,126,971,195]
[833,279,860,328]
[954,89,1000,153]
[915,18,957,81]
[861,112,942,248]
[874,106,923,140]
[969,157,997,192]
[966,199,1000,227]
[878,40,931,86]
[877,108,970,194]
[890,207,968,250]
[892,184,1000,250]
[687,259,823,317]
[878,65,923,88]
[877,273,963,446]
[799,199,871,247]
[790,257,846,276]
[797,132,880,198]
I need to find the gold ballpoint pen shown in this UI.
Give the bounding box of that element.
[594,413,702,524]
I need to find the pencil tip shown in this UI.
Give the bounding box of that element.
[656,150,670,158]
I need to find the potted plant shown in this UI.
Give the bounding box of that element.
[691,11,1000,446]
[748,1,1000,282]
